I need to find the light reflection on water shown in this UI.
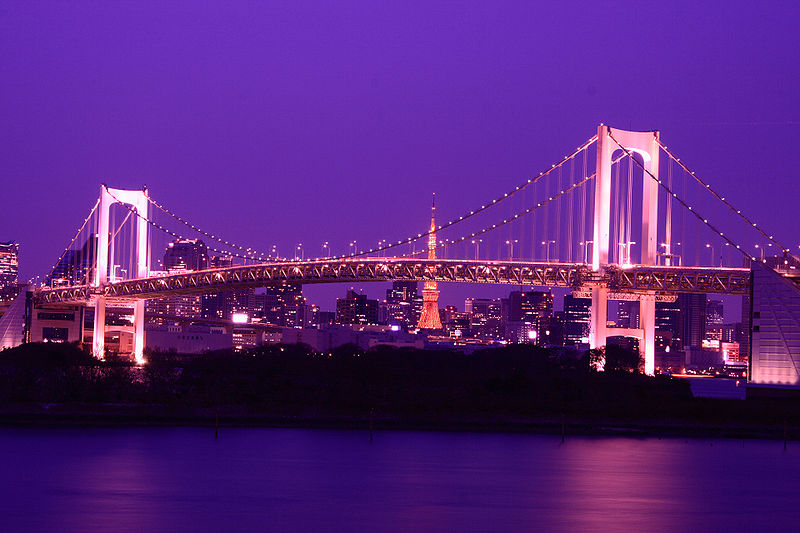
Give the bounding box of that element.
[1,427,797,532]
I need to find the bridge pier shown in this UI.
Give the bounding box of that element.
[640,297,656,375]
[133,300,145,364]
[589,286,608,368]
[92,296,106,359]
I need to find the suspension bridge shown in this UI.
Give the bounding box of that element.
[4,125,800,384]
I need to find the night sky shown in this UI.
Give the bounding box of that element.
[2,1,799,312]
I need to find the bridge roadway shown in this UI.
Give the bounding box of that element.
[35,257,752,305]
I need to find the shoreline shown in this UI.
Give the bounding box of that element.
[1,404,796,441]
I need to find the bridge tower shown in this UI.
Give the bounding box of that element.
[590,125,660,375]
[417,195,443,330]
[92,185,150,363]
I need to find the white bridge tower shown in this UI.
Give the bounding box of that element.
[590,125,660,375]
[92,185,150,363]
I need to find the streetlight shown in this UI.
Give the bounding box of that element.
[506,239,519,260]
[705,243,714,265]
[618,241,635,266]
[579,240,593,264]
[755,244,764,261]
[542,240,555,262]
[471,239,482,260]
[322,241,330,258]
[349,241,357,257]
[270,245,278,260]
[296,243,304,261]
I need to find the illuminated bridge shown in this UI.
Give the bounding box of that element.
[4,125,800,385]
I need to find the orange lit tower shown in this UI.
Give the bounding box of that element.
[417,194,443,330]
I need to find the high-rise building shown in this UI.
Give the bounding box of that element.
[617,301,639,329]
[705,299,724,341]
[417,197,442,330]
[262,283,307,326]
[147,240,210,322]
[679,293,707,350]
[163,239,209,272]
[563,295,591,345]
[0,242,19,302]
[466,297,504,339]
[656,298,682,350]
[336,289,379,325]
[505,290,553,343]
[48,235,97,286]
[385,281,422,327]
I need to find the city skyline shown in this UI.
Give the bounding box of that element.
[2,2,799,293]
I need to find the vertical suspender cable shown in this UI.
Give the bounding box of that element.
[665,153,673,264]
[612,158,620,263]
[567,156,574,262]
[625,155,633,264]
[555,165,562,262]
[580,149,587,262]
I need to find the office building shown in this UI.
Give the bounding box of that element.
[336,289,379,325]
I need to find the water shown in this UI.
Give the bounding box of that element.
[1,427,797,532]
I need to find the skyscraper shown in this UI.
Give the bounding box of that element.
[262,283,308,326]
[336,289,379,325]
[617,301,639,329]
[505,290,553,343]
[563,295,591,345]
[386,281,422,328]
[417,196,442,330]
[679,293,707,350]
[163,239,209,272]
[47,235,97,286]
[0,242,19,303]
[705,299,724,341]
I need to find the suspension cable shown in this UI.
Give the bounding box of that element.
[46,199,100,283]
[105,190,264,265]
[342,135,598,258]
[409,153,626,259]
[147,196,268,261]
[608,130,770,262]
[656,138,789,254]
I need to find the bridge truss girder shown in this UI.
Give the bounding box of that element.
[36,258,752,305]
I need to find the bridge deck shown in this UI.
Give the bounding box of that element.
[35,258,752,304]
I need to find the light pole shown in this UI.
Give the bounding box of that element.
[349,241,357,257]
[705,243,714,265]
[579,240,593,264]
[755,244,764,261]
[542,240,555,262]
[619,241,636,265]
[271,245,278,260]
[296,243,304,261]
[506,239,518,260]
[322,241,330,258]
[472,239,482,260]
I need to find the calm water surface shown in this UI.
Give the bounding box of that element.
[0,426,797,532]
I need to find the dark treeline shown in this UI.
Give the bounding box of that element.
[0,342,798,436]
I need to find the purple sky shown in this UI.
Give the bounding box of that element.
[2,2,799,313]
